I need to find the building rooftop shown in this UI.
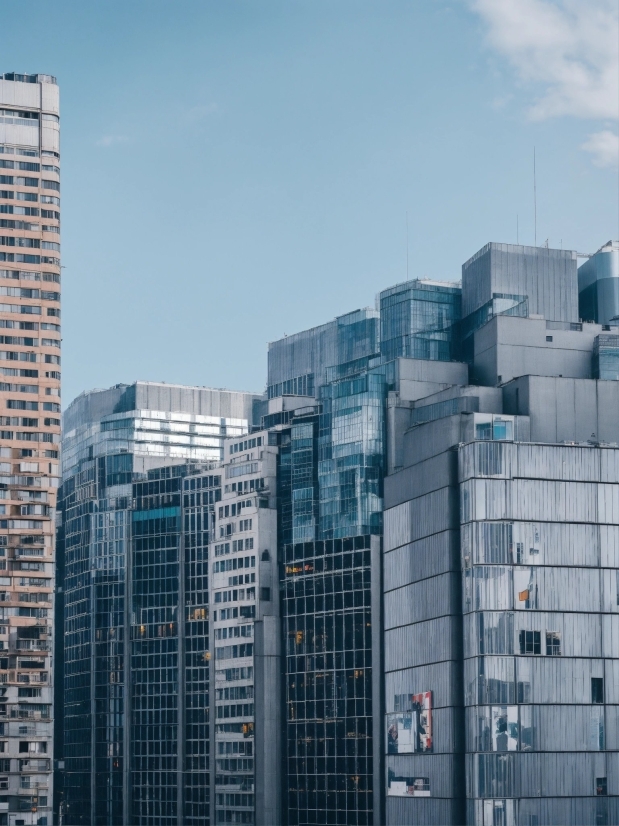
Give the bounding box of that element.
[1,72,57,84]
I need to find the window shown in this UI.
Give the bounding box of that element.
[0,206,38,216]
[0,220,38,231]
[261,550,270,561]
[519,630,541,655]
[260,587,271,601]
[592,677,604,704]
[545,632,561,656]
[7,401,37,411]
[546,335,553,342]
[596,778,608,796]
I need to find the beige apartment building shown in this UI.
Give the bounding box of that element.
[0,72,61,826]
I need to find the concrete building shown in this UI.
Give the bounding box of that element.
[211,429,280,826]
[0,71,61,826]
[57,383,260,826]
[383,242,619,825]
[461,243,579,325]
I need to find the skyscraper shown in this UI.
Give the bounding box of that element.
[57,382,259,826]
[0,71,61,826]
[383,242,619,825]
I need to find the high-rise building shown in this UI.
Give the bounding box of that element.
[383,242,619,825]
[0,71,61,826]
[211,429,280,826]
[130,462,221,826]
[56,382,259,826]
[265,292,466,826]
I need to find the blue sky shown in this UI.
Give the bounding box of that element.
[3,0,618,403]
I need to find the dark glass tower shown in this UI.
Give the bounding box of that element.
[57,382,255,826]
[268,311,388,826]
[130,466,219,826]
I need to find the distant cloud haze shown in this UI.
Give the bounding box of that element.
[472,0,618,165]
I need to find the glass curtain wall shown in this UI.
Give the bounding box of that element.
[130,465,219,826]
[61,456,130,826]
[130,467,184,826]
[282,535,375,826]
[379,280,461,363]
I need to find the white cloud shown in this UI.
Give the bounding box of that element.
[471,0,618,121]
[96,135,129,147]
[581,129,619,167]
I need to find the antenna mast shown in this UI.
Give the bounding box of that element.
[534,147,537,247]
[406,211,409,280]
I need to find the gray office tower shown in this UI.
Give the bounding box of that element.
[384,242,619,825]
[55,382,259,826]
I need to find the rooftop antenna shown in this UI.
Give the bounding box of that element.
[534,147,537,247]
[406,211,409,280]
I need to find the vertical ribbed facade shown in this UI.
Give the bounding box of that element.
[462,243,578,324]
[0,71,61,826]
[460,440,619,825]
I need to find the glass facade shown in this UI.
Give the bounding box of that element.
[379,280,462,363]
[282,535,376,826]
[58,383,254,826]
[593,335,619,381]
[267,309,379,399]
[318,358,392,540]
[578,241,619,325]
[270,316,392,826]
[130,466,218,826]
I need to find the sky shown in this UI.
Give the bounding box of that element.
[2,0,618,405]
